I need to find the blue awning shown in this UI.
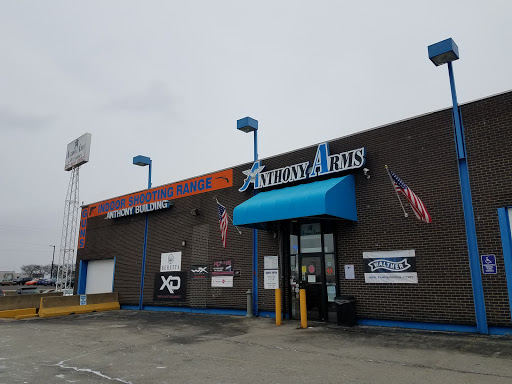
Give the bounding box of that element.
[233,175,357,228]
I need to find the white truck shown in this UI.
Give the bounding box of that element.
[0,271,15,285]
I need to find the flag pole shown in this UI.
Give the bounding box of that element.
[385,165,408,218]
[215,197,242,234]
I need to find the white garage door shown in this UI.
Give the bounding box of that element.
[85,259,115,294]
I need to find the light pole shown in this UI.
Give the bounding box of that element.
[428,38,487,334]
[49,245,56,279]
[133,155,152,310]
[237,117,259,316]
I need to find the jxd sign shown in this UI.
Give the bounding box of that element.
[153,272,187,302]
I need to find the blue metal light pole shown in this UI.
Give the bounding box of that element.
[133,155,152,310]
[428,38,488,334]
[237,117,259,317]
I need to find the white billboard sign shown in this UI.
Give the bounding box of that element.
[211,276,233,288]
[160,252,182,272]
[363,250,417,284]
[65,133,92,171]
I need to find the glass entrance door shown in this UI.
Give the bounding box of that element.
[300,254,326,321]
[287,221,337,322]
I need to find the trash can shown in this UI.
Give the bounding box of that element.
[334,296,357,326]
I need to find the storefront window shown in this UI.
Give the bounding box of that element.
[290,235,298,255]
[323,233,334,253]
[325,253,336,302]
[300,223,322,253]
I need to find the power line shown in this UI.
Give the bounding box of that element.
[1,241,57,247]
[0,250,55,253]
[0,225,60,231]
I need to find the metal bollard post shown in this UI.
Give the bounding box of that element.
[300,288,307,328]
[246,289,253,317]
[275,288,282,326]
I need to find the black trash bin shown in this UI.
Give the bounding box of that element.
[334,296,357,326]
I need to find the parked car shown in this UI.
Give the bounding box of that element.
[14,277,32,285]
[45,278,56,286]
[25,279,40,286]
[16,287,39,295]
[0,289,5,296]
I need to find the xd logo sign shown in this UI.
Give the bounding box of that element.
[153,272,187,302]
[160,275,181,293]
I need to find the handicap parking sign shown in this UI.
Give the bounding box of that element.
[481,254,497,274]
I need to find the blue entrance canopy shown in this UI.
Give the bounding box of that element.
[233,175,357,228]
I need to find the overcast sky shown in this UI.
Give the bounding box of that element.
[1,1,510,272]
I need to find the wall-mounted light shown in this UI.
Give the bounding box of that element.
[181,240,186,246]
[363,168,370,179]
[190,208,199,216]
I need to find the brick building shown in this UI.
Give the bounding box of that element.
[76,91,512,334]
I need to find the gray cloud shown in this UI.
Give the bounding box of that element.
[0,106,55,131]
[101,81,173,114]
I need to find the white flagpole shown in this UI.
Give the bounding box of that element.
[385,165,408,218]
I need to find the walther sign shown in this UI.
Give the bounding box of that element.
[65,133,92,171]
[239,142,366,192]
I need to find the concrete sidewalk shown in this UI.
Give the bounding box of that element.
[1,310,511,383]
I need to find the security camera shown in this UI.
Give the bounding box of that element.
[363,168,370,179]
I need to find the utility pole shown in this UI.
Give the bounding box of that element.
[49,245,56,279]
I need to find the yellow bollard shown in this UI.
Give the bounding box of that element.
[299,288,307,328]
[275,288,282,326]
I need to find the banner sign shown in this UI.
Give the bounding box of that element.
[160,252,182,272]
[153,272,187,301]
[212,260,233,276]
[363,250,417,284]
[239,142,365,192]
[211,276,233,288]
[87,169,232,218]
[191,265,209,279]
[65,133,91,171]
[78,207,88,249]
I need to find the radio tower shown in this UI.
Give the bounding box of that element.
[56,166,80,292]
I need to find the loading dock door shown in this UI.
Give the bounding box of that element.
[85,259,115,294]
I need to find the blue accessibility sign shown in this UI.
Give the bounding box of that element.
[481,254,497,274]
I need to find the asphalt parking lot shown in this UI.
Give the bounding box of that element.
[1,310,512,384]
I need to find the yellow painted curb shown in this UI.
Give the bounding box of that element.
[0,308,36,319]
[15,314,39,320]
[39,302,120,318]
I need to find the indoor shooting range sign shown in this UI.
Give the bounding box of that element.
[153,272,187,302]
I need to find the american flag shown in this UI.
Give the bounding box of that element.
[388,168,432,223]
[217,201,229,247]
